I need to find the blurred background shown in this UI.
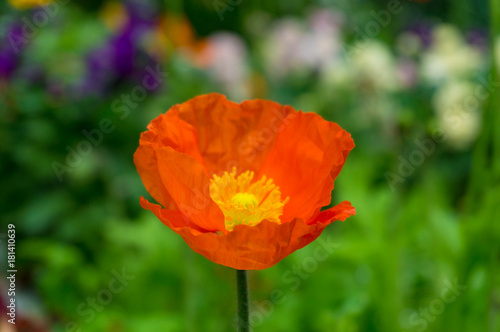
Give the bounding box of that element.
[0,0,499,331]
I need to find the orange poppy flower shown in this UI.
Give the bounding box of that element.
[134,93,355,270]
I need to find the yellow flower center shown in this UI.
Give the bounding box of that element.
[209,167,289,231]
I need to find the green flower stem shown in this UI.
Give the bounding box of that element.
[236,270,250,332]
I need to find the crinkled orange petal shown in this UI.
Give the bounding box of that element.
[140,197,208,233]
[134,144,176,210]
[257,111,355,223]
[172,93,295,174]
[155,147,225,232]
[133,108,204,210]
[141,198,355,270]
[313,201,356,225]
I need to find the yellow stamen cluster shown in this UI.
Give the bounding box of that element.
[209,168,289,231]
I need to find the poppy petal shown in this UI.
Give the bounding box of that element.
[139,199,354,270]
[258,112,354,223]
[134,144,176,210]
[155,147,225,232]
[140,196,209,234]
[173,93,295,174]
[142,108,205,164]
[134,109,204,209]
[312,201,356,224]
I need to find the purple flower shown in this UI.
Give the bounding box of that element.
[78,0,161,97]
[0,23,24,80]
[466,28,489,51]
[407,23,433,47]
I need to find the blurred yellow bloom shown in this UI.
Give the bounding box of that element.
[433,80,481,149]
[421,25,484,83]
[8,0,53,9]
[99,2,128,32]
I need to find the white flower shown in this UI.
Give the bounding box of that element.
[203,32,250,99]
[396,58,418,88]
[421,25,485,84]
[396,32,423,57]
[433,80,481,149]
[260,9,344,80]
[261,18,305,79]
[350,41,398,91]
